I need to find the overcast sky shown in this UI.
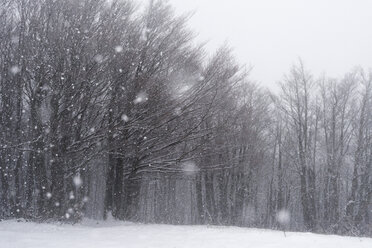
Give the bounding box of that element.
[164,0,372,89]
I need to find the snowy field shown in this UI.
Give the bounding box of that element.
[1,220,371,248]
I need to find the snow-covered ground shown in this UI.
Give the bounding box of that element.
[1,220,371,248]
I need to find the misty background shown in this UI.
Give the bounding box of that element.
[167,0,372,88]
[0,0,371,239]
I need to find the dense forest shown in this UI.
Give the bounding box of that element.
[0,0,371,237]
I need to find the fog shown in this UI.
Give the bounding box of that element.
[1,0,372,242]
[168,0,372,88]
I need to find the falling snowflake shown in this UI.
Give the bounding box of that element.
[174,107,182,116]
[10,65,21,75]
[105,0,113,8]
[276,209,290,225]
[93,54,103,63]
[140,27,150,42]
[46,192,52,199]
[44,127,50,134]
[115,46,123,53]
[73,175,83,188]
[69,192,75,200]
[121,114,129,122]
[134,92,148,104]
[178,85,191,95]
[182,161,199,176]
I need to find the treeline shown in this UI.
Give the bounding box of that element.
[0,0,370,237]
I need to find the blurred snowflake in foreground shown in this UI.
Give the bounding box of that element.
[115,46,123,53]
[182,161,199,176]
[276,209,290,225]
[10,65,21,75]
[73,175,83,188]
[134,92,148,104]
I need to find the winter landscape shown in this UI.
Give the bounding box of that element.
[0,0,372,247]
[2,220,372,248]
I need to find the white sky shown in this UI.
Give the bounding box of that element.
[164,0,372,89]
